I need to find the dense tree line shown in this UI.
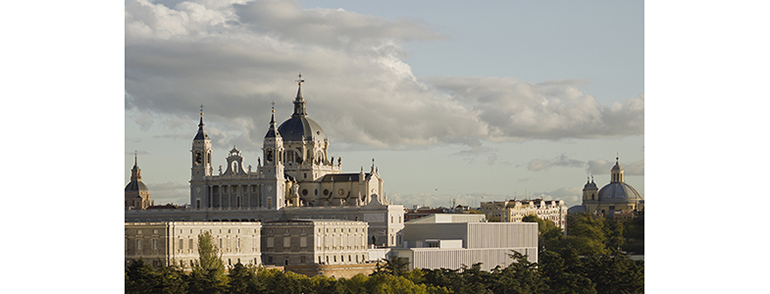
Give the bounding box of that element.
[126,213,643,293]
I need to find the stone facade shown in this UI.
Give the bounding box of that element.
[261,220,369,267]
[125,222,262,270]
[125,198,405,249]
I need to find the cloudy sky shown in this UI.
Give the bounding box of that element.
[124,0,644,208]
[9,1,770,291]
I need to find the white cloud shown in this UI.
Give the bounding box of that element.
[527,153,585,172]
[146,181,189,205]
[125,0,644,152]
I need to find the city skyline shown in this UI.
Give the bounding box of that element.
[125,0,644,208]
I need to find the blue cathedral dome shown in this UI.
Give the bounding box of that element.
[597,182,641,201]
[597,158,642,202]
[277,80,327,142]
[278,116,326,142]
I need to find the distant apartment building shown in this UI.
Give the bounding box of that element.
[125,222,262,270]
[392,214,538,271]
[479,199,567,230]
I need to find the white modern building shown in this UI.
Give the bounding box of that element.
[391,214,538,271]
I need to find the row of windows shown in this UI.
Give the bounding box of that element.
[129,238,159,253]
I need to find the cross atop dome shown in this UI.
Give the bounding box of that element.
[296,72,304,85]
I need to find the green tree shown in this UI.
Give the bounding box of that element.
[458,263,493,294]
[125,259,186,294]
[422,268,461,292]
[538,250,596,294]
[339,273,371,294]
[563,213,608,255]
[125,259,157,294]
[154,263,187,294]
[188,231,227,294]
[194,231,225,275]
[623,212,645,254]
[226,262,264,294]
[604,218,626,251]
[496,251,548,294]
[373,255,410,277]
[364,274,431,294]
[583,253,644,294]
[522,214,563,251]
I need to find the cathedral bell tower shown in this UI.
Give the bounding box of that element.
[190,105,212,209]
[260,103,286,210]
[582,175,598,203]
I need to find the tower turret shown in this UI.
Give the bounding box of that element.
[610,157,625,183]
[125,151,151,209]
[190,105,213,209]
[260,103,286,210]
[582,175,598,203]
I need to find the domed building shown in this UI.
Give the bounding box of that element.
[568,157,643,217]
[188,76,386,210]
[125,152,152,209]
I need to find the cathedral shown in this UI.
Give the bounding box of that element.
[189,77,386,210]
[126,76,404,249]
[125,152,151,209]
[569,157,644,217]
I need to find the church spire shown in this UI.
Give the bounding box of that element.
[265,101,281,138]
[194,104,210,140]
[131,150,141,181]
[610,156,624,183]
[292,73,307,118]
